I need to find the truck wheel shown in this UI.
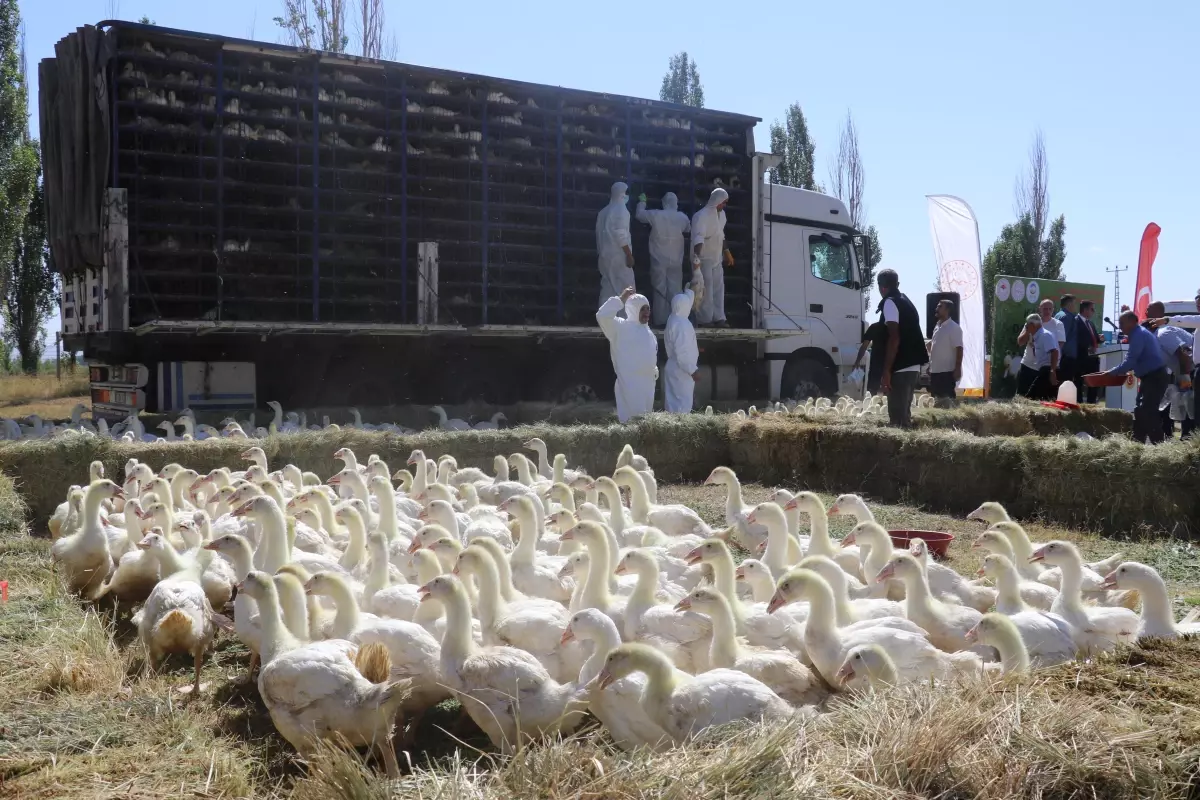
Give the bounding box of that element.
[780,357,835,402]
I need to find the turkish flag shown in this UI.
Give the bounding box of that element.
[1134,222,1160,320]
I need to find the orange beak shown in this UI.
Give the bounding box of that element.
[560,628,576,645]
[766,591,787,614]
[673,597,692,612]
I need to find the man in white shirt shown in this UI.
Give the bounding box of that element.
[1016,313,1059,400]
[927,299,963,408]
[1039,299,1066,356]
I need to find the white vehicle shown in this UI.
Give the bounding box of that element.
[747,155,869,401]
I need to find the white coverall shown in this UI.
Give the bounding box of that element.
[664,289,699,413]
[596,182,634,307]
[691,187,729,325]
[597,293,658,422]
[635,192,691,326]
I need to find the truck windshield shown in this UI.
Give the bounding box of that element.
[809,234,856,288]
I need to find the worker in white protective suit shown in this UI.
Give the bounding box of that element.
[664,287,699,413]
[596,182,635,307]
[635,191,691,326]
[691,187,733,327]
[597,287,658,422]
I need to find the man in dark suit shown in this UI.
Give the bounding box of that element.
[1077,300,1103,402]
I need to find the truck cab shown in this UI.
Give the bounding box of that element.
[754,179,867,400]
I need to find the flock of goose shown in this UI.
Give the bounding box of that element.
[3,389,907,443]
[45,440,1196,775]
[1,403,504,442]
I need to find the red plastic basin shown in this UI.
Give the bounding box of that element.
[1083,372,1128,387]
[889,530,955,559]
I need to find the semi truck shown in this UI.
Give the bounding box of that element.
[40,20,871,418]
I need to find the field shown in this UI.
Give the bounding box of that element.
[3,469,1200,799]
[0,371,89,421]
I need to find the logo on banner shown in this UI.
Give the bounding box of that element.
[995,278,1011,302]
[1026,281,1040,304]
[939,260,979,300]
[1011,280,1026,303]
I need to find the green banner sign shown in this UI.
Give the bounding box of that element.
[990,276,1106,398]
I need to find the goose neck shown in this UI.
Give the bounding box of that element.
[623,477,650,523]
[323,577,363,638]
[578,628,620,686]
[256,584,297,663]
[639,656,681,732]
[995,567,1027,611]
[339,516,368,571]
[762,518,792,578]
[364,544,390,599]
[259,507,290,574]
[807,511,833,556]
[466,559,505,632]
[439,587,479,664]
[580,535,614,611]
[705,600,740,668]
[224,539,255,580]
[1054,557,1085,612]
[153,542,189,577]
[511,508,541,567]
[802,580,838,638]
[708,554,744,627]
[994,629,1030,675]
[1137,572,1175,633]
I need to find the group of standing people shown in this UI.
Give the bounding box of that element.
[1015,294,1101,401]
[1016,291,1197,445]
[595,183,732,422]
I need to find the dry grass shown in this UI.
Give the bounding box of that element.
[3,470,1200,798]
[0,372,89,408]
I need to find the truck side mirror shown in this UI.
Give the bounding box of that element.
[854,234,871,276]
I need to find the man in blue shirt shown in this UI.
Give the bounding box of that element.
[1105,310,1169,444]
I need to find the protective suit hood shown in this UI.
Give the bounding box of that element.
[705,187,729,208]
[662,192,679,212]
[610,181,629,204]
[670,291,692,318]
[624,293,650,323]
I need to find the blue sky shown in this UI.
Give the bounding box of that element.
[24,0,1199,341]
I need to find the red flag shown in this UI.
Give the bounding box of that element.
[1134,222,1160,320]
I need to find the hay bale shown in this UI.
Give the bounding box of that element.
[0,472,26,533]
[0,414,730,530]
[729,418,1199,537]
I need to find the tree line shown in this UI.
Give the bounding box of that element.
[0,0,51,374]
[661,52,882,305]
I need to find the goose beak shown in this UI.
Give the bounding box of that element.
[451,565,461,576]
[970,539,981,550]
[841,532,857,547]
[234,580,245,592]
[560,628,576,645]
[964,623,979,643]
[112,488,125,500]
[407,540,422,554]
[827,504,840,517]
[746,511,757,524]
[783,498,797,511]
[755,541,766,556]
[875,564,895,583]
[328,475,341,486]
[558,565,573,578]
[975,565,986,577]
[735,565,746,579]
[201,541,219,551]
[584,481,596,491]
[673,597,692,612]
[1099,571,1118,590]
[684,547,703,566]
[835,662,855,685]
[560,527,576,542]
[614,563,627,575]
[417,510,429,521]
[231,502,252,518]
[1029,547,1046,563]
[596,667,615,691]
[417,587,432,601]
[766,591,787,614]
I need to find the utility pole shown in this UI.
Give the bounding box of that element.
[1106,264,1129,314]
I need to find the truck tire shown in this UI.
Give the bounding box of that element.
[780,356,836,402]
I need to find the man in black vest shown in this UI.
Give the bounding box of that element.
[876,269,929,428]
